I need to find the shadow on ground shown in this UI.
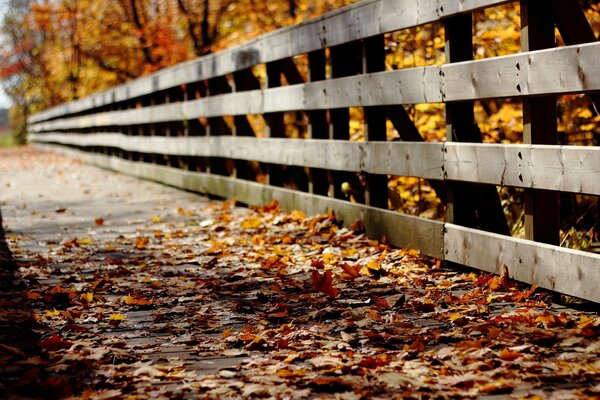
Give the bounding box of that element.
[0,207,81,399]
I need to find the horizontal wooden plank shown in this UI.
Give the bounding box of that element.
[29,0,512,124]
[444,142,600,195]
[444,224,600,303]
[29,41,600,133]
[32,142,445,259]
[442,41,600,101]
[30,133,600,196]
[29,133,445,180]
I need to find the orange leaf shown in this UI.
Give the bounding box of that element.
[135,236,149,250]
[95,218,104,226]
[498,349,521,361]
[340,263,360,280]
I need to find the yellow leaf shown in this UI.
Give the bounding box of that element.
[151,216,162,223]
[109,313,126,321]
[78,238,93,245]
[81,292,94,303]
[43,308,61,319]
[367,260,380,271]
[289,210,306,221]
[322,253,336,264]
[448,312,462,321]
[241,217,262,229]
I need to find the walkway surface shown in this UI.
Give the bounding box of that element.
[0,146,599,399]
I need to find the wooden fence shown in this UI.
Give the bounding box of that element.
[29,0,600,302]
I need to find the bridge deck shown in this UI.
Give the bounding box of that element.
[0,146,598,399]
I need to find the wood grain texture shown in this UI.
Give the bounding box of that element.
[445,224,600,303]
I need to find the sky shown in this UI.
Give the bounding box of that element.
[0,0,11,109]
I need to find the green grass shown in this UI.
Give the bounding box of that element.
[0,129,17,148]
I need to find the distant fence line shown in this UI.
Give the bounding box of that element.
[29,0,600,303]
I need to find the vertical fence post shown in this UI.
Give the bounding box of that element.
[521,0,559,245]
[265,61,286,187]
[363,35,389,209]
[444,14,509,235]
[307,50,330,196]
[206,77,233,176]
[232,68,261,181]
[330,41,363,200]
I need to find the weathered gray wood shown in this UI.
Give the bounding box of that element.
[444,224,600,303]
[442,41,600,101]
[30,134,600,196]
[30,134,444,180]
[30,0,511,124]
[30,41,600,134]
[444,143,600,195]
[521,0,559,245]
[33,142,445,259]
[444,12,509,236]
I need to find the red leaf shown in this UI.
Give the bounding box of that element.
[40,334,72,351]
[310,270,339,298]
[372,296,390,309]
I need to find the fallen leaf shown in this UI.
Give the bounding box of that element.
[40,334,72,351]
[311,269,339,298]
[135,236,150,250]
[498,348,521,361]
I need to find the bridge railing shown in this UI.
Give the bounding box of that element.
[29,0,600,302]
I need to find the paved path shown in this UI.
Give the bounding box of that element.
[0,148,243,398]
[1,147,599,399]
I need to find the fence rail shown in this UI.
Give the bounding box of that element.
[29,0,600,303]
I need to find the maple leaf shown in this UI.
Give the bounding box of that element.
[310,269,339,298]
[40,334,72,351]
[95,218,104,226]
[109,313,126,321]
[340,263,360,280]
[135,236,150,250]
